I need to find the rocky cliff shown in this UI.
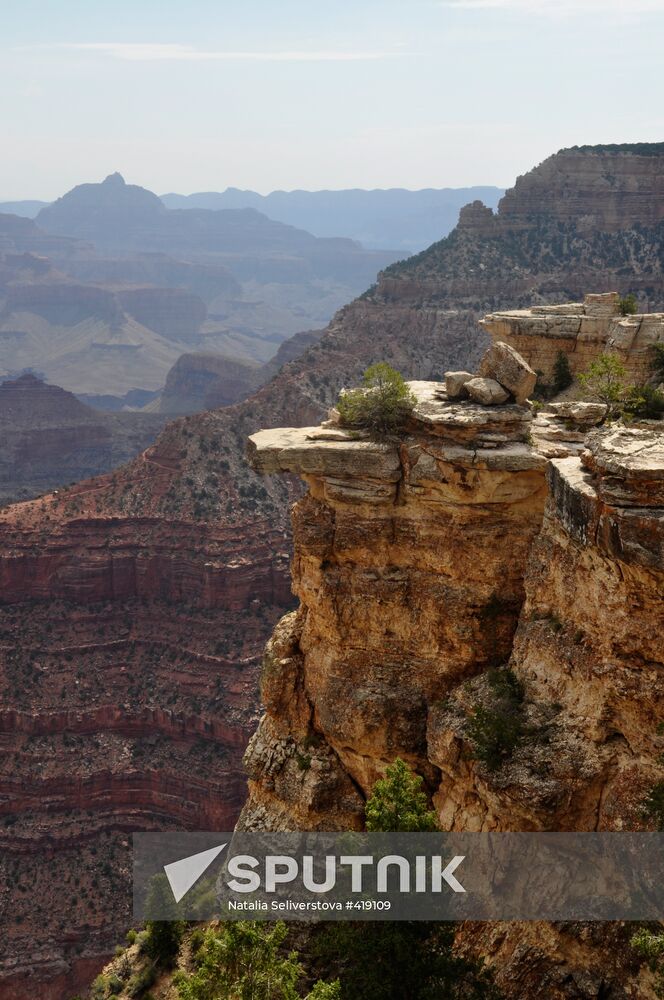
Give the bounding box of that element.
[243,352,663,995]
[482,291,664,384]
[242,383,548,830]
[0,410,296,999]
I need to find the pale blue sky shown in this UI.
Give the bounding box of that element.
[2,0,664,199]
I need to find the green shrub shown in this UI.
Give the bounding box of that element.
[189,927,206,955]
[641,780,664,830]
[337,363,416,437]
[313,922,501,1000]
[552,350,573,393]
[107,974,123,994]
[126,928,138,946]
[619,293,638,315]
[142,874,186,967]
[578,353,630,415]
[175,921,338,1000]
[365,757,438,832]
[632,927,664,997]
[306,983,342,999]
[90,976,109,1000]
[127,966,156,998]
[466,669,526,770]
[624,384,664,420]
[653,343,664,378]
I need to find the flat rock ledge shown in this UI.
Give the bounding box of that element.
[548,427,664,567]
[247,381,546,501]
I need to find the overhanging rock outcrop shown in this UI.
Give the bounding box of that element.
[241,381,547,830]
[241,376,663,996]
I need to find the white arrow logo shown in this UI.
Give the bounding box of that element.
[164,843,227,903]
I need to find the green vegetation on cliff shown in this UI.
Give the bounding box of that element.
[337,363,415,437]
[175,922,340,1000]
[311,760,501,1000]
[365,758,438,832]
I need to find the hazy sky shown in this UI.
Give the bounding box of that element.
[3,0,664,199]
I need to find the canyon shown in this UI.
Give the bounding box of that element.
[1,141,664,999]
[0,174,400,400]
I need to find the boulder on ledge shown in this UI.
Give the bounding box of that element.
[465,377,510,405]
[549,401,607,426]
[478,341,537,405]
[444,371,474,400]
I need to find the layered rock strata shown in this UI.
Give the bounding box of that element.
[243,387,663,995]
[241,381,548,830]
[0,414,296,1000]
[482,292,664,383]
[6,140,664,998]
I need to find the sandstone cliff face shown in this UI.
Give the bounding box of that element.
[482,292,664,384]
[497,144,664,233]
[243,373,663,996]
[241,382,548,830]
[430,425,664,836]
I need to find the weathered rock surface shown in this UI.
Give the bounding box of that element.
[444,370,474,399]
[548,400,608,424]
[482,293,664,385]
[241,386,548,828]
[242,397,663,997]
[465,376,510,405]
[478,341,537,404]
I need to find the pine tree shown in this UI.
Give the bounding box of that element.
[552,351,573,393]
[365,757,438,832]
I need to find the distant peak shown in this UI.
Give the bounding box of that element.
[102,172,126,186]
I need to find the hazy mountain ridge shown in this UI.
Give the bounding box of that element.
[2,184,504,253]
[161,184,504,251]
[0,176,402,397]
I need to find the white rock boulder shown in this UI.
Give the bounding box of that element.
[465,377,510,405]
[444,371,475,400]
[478,341,537,405]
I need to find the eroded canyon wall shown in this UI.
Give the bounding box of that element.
[241,382,548,830]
